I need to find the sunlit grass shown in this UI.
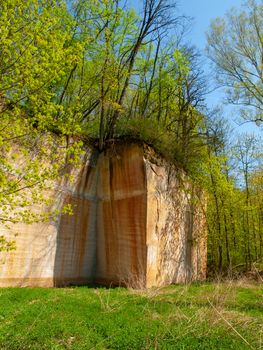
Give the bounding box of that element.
[0,282,262,349]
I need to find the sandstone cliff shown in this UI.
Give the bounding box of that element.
[0,142,207,288]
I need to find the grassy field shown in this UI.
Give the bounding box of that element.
[0,282,262,349]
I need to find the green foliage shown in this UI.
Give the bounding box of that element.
[198,120,263,274]
[0,0,81,124]
[0,0,85,250]
[0,235,15,252]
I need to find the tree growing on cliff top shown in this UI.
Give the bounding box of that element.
[206,0,263,125]
[55,0,207,166]
[53,0,188,150]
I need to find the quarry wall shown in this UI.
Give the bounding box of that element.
[0,142,207,288]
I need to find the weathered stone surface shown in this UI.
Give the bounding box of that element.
[0,142,207,288]
[144,147,207,287]
[95,145,147,287]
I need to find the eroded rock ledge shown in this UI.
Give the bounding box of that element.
[0,142,207,288]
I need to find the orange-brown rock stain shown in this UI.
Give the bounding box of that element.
[96,144,147,287]
[0,142,207,288]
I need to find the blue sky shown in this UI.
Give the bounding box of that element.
[179,0,257,135]
[179,0,261,136]
[179,0,246,50]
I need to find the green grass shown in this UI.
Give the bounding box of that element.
[0,282,262,349]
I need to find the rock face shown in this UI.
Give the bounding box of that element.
[0,142,207,288]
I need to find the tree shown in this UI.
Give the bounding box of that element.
[56,0,186,149]
[233,134,262,268]
[0,0,82,250]
[201,115,263,274]
[206,0,263,125]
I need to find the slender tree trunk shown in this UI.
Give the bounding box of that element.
[157,63,163,121]
[210,173,223,272]
[259,205,263,260]
[223,212,231,267]
[141,37,161,116]
[99,21,110,151]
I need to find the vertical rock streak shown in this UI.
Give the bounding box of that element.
[0,143,207,288]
